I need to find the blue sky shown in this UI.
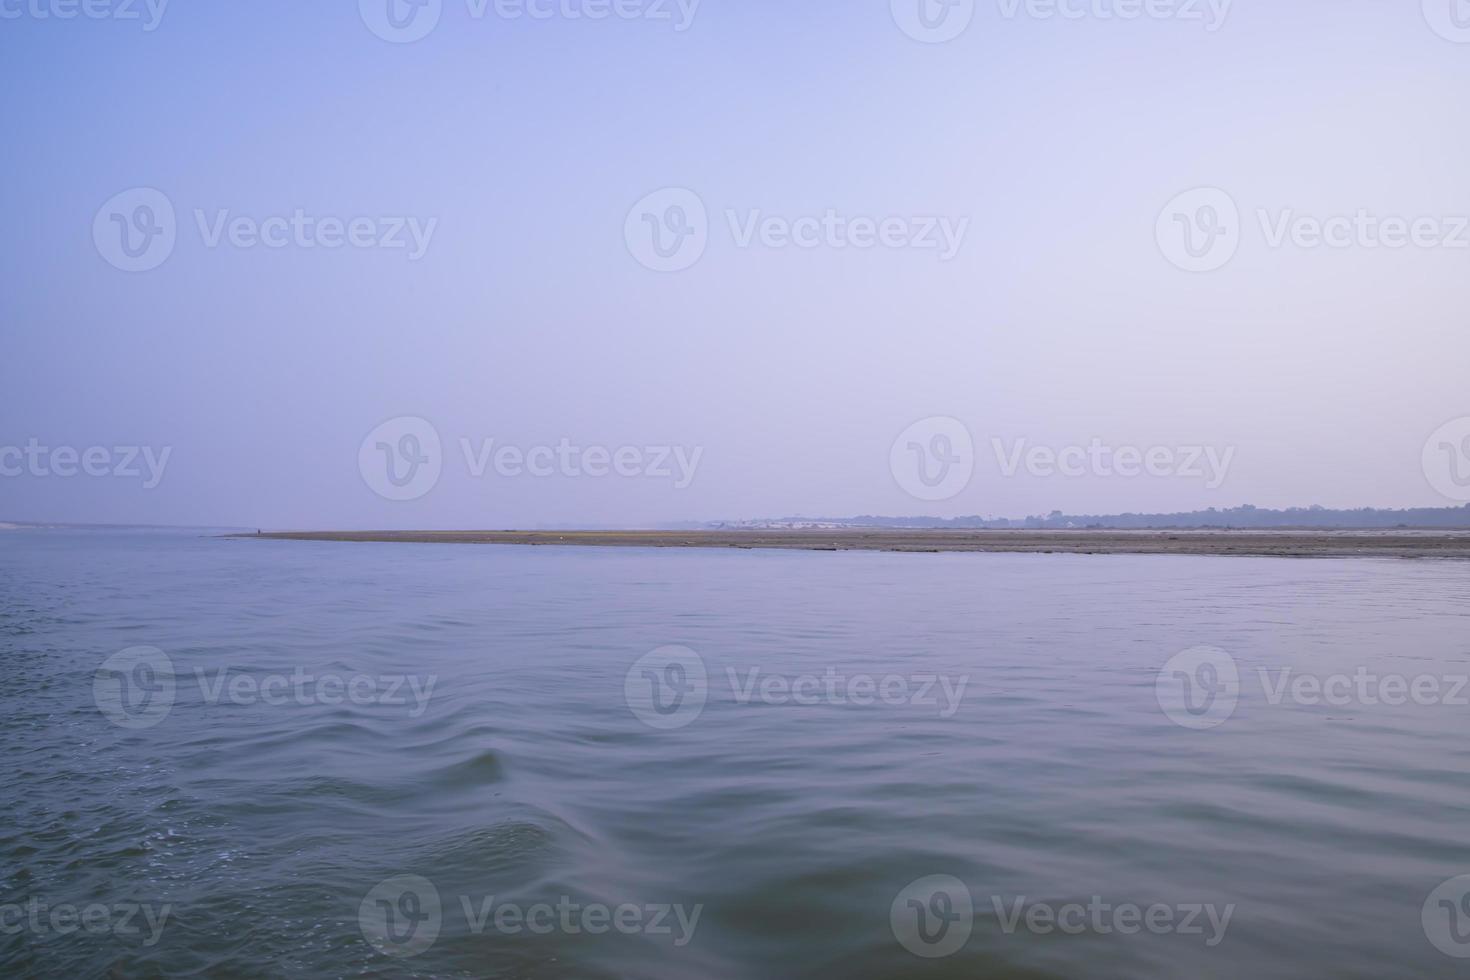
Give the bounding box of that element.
[3,1,1469,527]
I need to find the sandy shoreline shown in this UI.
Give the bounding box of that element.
[232,529,1470,559]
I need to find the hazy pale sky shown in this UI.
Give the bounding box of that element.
[3,0,1468,528]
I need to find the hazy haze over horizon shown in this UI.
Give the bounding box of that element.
[4,1,1469,529]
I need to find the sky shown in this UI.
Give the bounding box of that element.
[2,0,1469,528]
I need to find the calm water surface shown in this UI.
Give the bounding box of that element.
[3,528,1470,978]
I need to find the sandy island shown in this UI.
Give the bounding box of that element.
[231,529,1470,559]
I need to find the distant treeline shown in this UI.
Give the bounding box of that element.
[735,505,1470,530]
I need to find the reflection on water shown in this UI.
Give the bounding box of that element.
[3,527,1470,977]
